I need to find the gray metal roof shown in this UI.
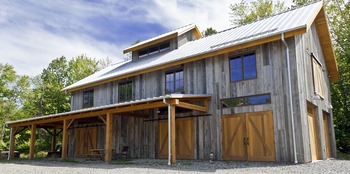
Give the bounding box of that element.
[62,1,323,92]
[6,94,211,126]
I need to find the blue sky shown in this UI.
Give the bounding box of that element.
[0,0,293,76]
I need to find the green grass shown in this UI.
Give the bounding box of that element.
[336,151,350,160]
[111,159,136,165]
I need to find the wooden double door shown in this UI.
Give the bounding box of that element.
[75,127,97,157]
[158,117,194,159]
[222,111,275,161]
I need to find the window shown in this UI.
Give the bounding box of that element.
[311,55,324,98]
[166,70,184,94]
[138,41,170,58]
[118,81,133,102]
[230,53,257,82]
[221,94,271,108]
[83,90,94,108]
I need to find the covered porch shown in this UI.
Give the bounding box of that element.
[5,94,211,165]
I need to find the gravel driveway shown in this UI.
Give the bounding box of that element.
[0,159,349,174]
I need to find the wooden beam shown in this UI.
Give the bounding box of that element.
[67,119,75,129]
[14,127,26,135]
[9,127,16,160]
[170,105,176,164]
[61,119,69,160]
[176,101,208,113]
[51,128,57,152]
[98,115,106,124]
[105,113,113,162]
[29,124,36,160]
[9,101,167,128]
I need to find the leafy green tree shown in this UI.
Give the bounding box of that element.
[202,27,217,37]
[324,0,350,153]
[293,0,319,7]
[230,0,286,25]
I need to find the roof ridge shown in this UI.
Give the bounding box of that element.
[205,0,322,37]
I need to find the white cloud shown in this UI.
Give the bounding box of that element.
[0,0,294,77]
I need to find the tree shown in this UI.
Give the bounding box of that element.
[230,0,286,26]
[324,0,350,152]
[293,0,319,7]
[202,27,217,37]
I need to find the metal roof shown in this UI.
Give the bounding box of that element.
[62,1,324,92]
[6,94,211,126]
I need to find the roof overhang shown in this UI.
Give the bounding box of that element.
[6,94,211,128]
[123,25,202,54]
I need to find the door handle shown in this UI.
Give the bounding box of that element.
[246,137,249,145]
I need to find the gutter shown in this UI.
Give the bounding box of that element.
[162,95,171,165]
[281,33,298,164]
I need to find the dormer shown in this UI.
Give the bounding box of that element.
[123,24,202,61]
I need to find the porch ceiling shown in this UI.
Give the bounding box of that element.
[6,94,211,128]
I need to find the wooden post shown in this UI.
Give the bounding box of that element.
[29,124,36,160]
[51,128,57,152]
[105,113,113,162]
[170,105,176,164]
[9,127,16,160]
[61,119,68,160]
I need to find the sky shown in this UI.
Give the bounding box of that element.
[0,0,294,76]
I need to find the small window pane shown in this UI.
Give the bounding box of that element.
[244,65,256,79]
[83,90,94,108]
[159,42,170,52]
[245,94,271,105]
[231,68,242,81]
[148,46,159,55]
[119,81,133,102]
[221,94,271,108]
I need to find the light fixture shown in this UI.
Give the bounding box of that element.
[312,93,322,100]
[209,152,214,163]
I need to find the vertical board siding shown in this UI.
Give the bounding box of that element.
[68,24,334,162]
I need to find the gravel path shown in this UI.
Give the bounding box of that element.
[0,159,349,174]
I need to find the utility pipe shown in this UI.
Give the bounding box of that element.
[162,96,171,166]
[281,33,298,164]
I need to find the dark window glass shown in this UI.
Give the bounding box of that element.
[83,90,94,108]
[119,81,133,102]
[138,41,170,58]
[230,53,256,82]
[221,94,271,108]
[148,46,159,55]
[139,50,148,58]
[159,42,170,52]
[166,70,184,94]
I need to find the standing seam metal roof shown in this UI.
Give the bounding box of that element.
[62,1,324,92]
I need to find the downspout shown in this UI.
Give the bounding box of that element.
[162,96,171,166]
[281,33,298,164]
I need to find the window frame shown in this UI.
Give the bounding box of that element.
[229,52,257,82]
[165,69,184,94]
[82,90,94,108]
[118,81,133,102]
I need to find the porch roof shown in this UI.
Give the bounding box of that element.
[6,94,211,128]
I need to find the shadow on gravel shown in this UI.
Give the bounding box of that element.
[0,158,300,173]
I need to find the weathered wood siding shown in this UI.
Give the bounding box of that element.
[293,22,336,163]
[68,23,335,162]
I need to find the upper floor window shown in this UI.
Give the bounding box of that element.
[138,42,170,58]
[311,55,324,98]
[83,90,94,108]
[166,70,184,94]
[230,53,257,82]
[118,81,133,102]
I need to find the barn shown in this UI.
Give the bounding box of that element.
[6,1,339,164]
